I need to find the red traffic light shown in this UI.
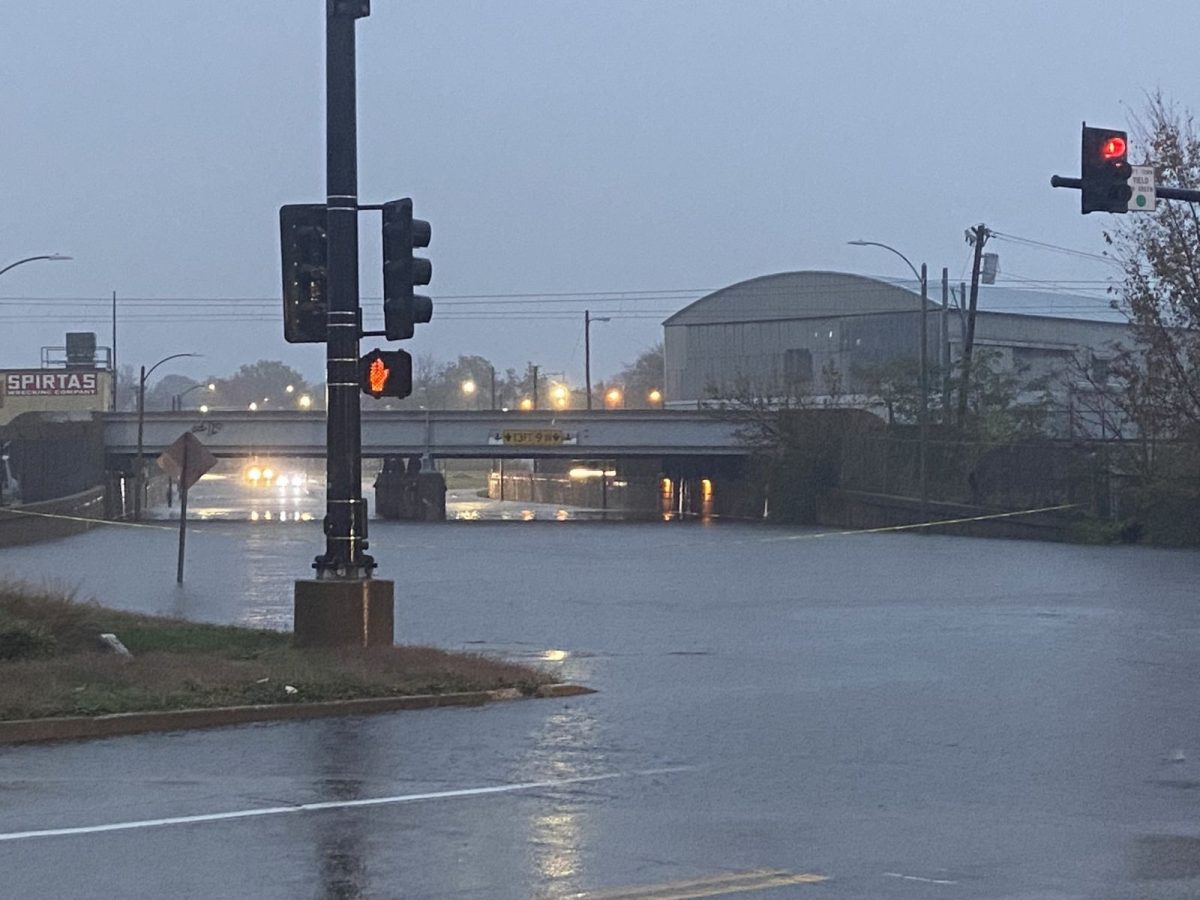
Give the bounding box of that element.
[1081,125,1132,214]
[1100,135,1127,160]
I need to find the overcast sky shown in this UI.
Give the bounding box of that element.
[1,1,1193,389]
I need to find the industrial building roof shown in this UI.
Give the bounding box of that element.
[663,270,1122,328]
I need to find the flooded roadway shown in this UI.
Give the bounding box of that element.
[1,470,1200,897]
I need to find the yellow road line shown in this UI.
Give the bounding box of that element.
[568,868,828,899]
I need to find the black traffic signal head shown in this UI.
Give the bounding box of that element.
[360,348,413,399]
[280,204,328,342]
[1081,124,1133,214]
[382,198,433,341]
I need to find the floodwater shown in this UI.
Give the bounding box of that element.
[1,471,1200,897]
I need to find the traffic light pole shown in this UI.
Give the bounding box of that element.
[1051,175,1200,203]
[317,1,372,579]
[292,1,393,648]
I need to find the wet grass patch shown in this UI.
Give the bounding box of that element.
[0,581,556,721]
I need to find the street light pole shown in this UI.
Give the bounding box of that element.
[584,310,611,411]
[172,382,215,411]
[848,240,929,525]
[135,352,200,520]
[0,254,72,279]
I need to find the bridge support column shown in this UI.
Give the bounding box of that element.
[293,578,394,648]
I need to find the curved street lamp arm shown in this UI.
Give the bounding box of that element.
[177,381,213,399]
[143,353,201,383]
[846,240,921,283]
[0,254,72,279]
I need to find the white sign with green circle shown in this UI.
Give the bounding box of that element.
[1128,165,1156,211]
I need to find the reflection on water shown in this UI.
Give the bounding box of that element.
[447,493,584,522]
[157,471,720,524]
[523,706,601,891]
[510,645,603,893]
[240,605,292,630]
[310,721,370,900]
[247,510,315,523]
[533,809,581,881]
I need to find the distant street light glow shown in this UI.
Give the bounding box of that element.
[569,467,616,480]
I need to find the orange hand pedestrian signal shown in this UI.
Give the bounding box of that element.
[368,357,389,394]
[359,349,413,399]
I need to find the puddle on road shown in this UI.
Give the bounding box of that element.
[1146,779,1200,791]
[1129,835,1200,881]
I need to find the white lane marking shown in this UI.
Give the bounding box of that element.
[0,766,694,843]
[883,871,959,885]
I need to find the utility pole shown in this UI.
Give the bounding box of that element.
[940,268,950,420]
[956,224,989,428]
[135,364,145,520]
[111,291,118,411]
[918,263,929,524]
[585,310,592,410]
[531,364,539,410]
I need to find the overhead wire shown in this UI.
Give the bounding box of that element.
[989,230,1123,267]
[0,260,1131,328]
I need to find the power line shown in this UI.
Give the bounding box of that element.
[0,279,1111,307]
[989,230,1123,267]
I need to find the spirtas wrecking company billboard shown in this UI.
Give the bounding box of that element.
[0,369,112,425]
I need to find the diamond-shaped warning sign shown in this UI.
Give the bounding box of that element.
[157,431,217,492]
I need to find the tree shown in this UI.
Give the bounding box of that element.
[145,374,199,411]
[612,343,665,408]
[1105,92,1200,437]
[438,355,497,409]
[853,357,924,426]
[960,350,1053,441]
[210,360,310,410]
[114,364,138,411]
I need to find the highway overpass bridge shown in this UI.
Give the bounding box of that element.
[101,409,752,460]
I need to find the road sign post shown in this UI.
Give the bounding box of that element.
[157,432,217,584]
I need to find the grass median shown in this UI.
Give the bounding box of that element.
[0,581,556,721]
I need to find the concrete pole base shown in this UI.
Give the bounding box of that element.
[293,579,395,648]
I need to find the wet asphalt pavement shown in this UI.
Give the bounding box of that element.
[1,478,1199,898]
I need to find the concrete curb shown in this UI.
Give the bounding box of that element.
[0,682,596,746]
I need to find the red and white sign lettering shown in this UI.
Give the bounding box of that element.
[5,371,98,396]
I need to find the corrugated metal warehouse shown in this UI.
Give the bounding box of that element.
[663,271,1131,405]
